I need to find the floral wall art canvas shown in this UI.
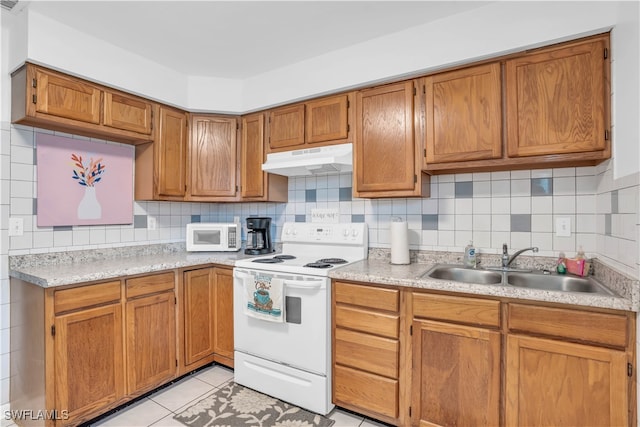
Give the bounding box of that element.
[36,133,134,226]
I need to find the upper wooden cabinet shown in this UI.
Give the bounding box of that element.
[188,114,239,199]
[134,105,187,201]
[240,113,288,202]
[422,34,611,174]
[354,81,429,198]
[11,63,155,144]
[267,93,353,152]
[506,35,609,158]
[423,62,502,164]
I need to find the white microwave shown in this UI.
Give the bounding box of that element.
[186,222,241,252]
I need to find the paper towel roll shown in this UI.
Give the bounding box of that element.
[390,219,410,265]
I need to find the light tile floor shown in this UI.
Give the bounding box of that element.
[82,364,390,427]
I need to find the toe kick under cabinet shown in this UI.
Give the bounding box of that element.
[10,265,234,427]
[331,280,636,427]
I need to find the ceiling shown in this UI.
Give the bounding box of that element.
[21,1,491,79]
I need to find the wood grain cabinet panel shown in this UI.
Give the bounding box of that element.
[355,81,428,198]
[54,304,125,425]
[305,94,349,144]
[213,267,234,364]
[103,92,153,135]
[11,63,155,144]
[411,319,501,427]
[506,36,609,158]
[54,280,121,314]
[183,268,215,366]
[412,292,501,328]
[506,334,628,427]
[332,281,402,425]
[240,113,288,202]
[189,115,238,199]
[125,291,176,394]
[268,104,305,149]
[424,62,502,164]
[155,105,188,198]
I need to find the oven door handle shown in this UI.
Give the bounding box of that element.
[283,278,325,289]
[233,271,253,281]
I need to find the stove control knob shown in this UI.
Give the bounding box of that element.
[343,229,349,238]
[351,229,358,237]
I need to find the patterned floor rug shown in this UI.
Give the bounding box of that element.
[174,382,335,427]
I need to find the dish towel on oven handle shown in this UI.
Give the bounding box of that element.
[244,272,284,323]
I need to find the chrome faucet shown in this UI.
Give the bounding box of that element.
[502,244,539,268]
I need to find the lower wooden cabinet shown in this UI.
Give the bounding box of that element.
[54,303,125,424]
[11,265,234,427]
[332,281,402,424]
[331,281,636,427]
[180,266,234,373]
[125,272,177,394]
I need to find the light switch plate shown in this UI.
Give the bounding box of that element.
[555,217,571,237]
[8,217,24,236]
[147,216,157,230]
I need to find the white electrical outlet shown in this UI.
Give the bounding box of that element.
[147,216,157,230]
[555,217,571,237]
[8,217,24,236]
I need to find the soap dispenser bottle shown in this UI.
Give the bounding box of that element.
[463,241,476,268]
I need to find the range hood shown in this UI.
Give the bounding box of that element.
[261,143,353,177]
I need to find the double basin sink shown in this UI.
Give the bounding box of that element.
[424,264,616,296]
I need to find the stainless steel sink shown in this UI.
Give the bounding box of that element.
[423,264,502,285]
[422,264,617,296]
[506,271,616,295]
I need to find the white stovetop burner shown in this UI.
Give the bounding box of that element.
[234,222,368,276]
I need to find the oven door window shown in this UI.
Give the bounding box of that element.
[194,230,221,245]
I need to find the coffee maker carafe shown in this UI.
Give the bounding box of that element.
[245,217,274,255]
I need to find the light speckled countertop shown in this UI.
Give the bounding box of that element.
[329,256,639,312]
[9,244,639,312]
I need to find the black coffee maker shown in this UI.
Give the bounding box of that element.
[245,217,274,255]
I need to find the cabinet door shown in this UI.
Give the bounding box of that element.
[34,67,101,124]
[305,94,349,144]
[213,268,234,364]
[189,115,238,198]
[268,104,305,150]
[424,62,502,164]
[54,304,125,423]
[506,334,628,427]
[412,319,500,427]
[183,268,215,366]
[125,291,176,393]
[156,106,187,198]
[241,113,266,198]
[355,81,419,197]
[103,92,153,135]
[506,37,609,157]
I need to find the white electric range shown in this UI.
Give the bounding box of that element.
[233,222,368,415]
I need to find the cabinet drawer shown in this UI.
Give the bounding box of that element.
[54,280,121,314]
[334,365,398,419]
[335,328,398,378]
[335,305,399,339]
[334,281,399,312]
[126,272,175,299]
[508,303,628,348]
[413,292,500,328]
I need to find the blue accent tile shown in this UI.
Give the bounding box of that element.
[33,198,37,215]
[455,181,473,198]
[351,214,365,223]
[295,215,306,223]
[422,214,438,230]
[611,190,618,214]
[53,225,72,231]
[339,187,352,201]
[305,189,317,202]
[191,215,201,223]
[134,215,147,229]
[531,178,553,196]
[605,214,612,235]
[510,214,531,232]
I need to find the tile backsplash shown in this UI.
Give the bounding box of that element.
[5,125,639,277]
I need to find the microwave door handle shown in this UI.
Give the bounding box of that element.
[283,278,325,289]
